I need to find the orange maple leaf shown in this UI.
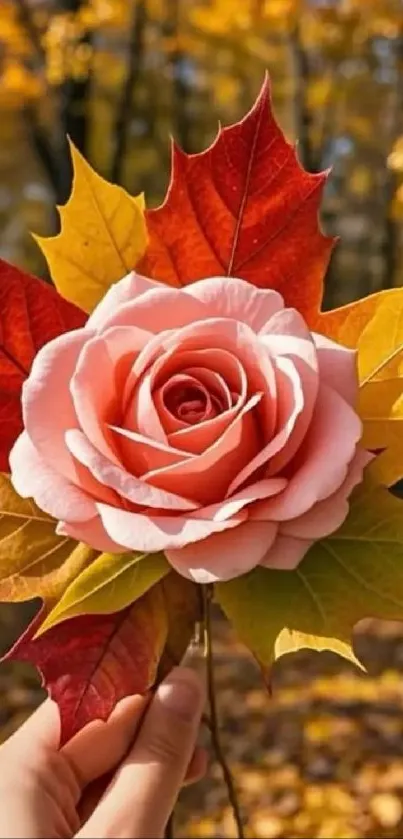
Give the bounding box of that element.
[138,75,335,323]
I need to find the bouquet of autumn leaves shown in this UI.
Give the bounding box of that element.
[1,77,403,747]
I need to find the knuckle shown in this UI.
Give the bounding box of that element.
[144,728,183,765]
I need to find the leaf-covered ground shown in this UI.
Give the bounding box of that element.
[3,605,403,838]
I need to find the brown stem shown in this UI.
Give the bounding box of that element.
[202,586,245,839]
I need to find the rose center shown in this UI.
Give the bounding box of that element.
[164,382,217,425]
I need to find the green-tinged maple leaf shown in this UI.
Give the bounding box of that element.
[216,476,403,668]
[38,551,170,635]
[0,474,96,604]
[274,629,363,669]
[35,140,147,314]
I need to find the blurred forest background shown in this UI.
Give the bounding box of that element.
[2,1,403,837]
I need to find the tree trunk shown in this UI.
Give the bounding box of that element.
[110,0,148,185]
[56,0,92,202]
[166,0,192,151]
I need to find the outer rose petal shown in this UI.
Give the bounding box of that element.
[10,432,96,522]
[57,517,125,553]
[166,520,278,583]
[313,332,358,407]
[182,476,287,525]
[255,383,363,522]
[98,285,207,334]
[184,276,284,332]
[282,448,373,540]
[86,272,160,331]
[96,503,243,552]
[260,534,313,570]
[22,330,92,482]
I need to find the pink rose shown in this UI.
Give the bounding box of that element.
[10,274,371,583]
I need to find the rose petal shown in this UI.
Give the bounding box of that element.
[109,426,192,474]
[184,367,232,410]
[260,533,313,570]
[260,306,310,339]
[143,393,262,506]
[282,448,373,539]
[154,373,214,434]
[197,477,287,521]
[313,332,358,407]
[261,309,319,474]
[97,502,241,552]
[87,271,161,331]
[124,342,250,447]
[255,383,363,522]
[166,519,278,583]
[125,344,247,416]
[22,329,91,482]
[168,404,241,455]
[10,432,96,521]
[129,318,277,439]
[71,326,152,464]
[184,276,284,333]
[227,356,304,495]
[99,284,207,334]
[66,429,198,512]
[126,366,168,443]
[57,516,125,552]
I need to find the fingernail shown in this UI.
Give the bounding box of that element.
[158,668,204,722]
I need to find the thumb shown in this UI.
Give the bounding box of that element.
[77,667,205,839]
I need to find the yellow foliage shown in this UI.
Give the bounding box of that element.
[388,137,403,173]
[37,552,170,635]
[0,60,42,106]
[0,474,95,605]
[35,141,147,313]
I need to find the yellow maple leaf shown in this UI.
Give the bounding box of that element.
[0,474,96,604]
[274,628,364,670]
[35,140,147,313]
[37,552,170,635]
[317,289,403,456]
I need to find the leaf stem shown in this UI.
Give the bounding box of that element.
[202,585,245,839]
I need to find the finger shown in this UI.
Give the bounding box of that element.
[78,744,207,824]
[4,699,60,751]
[78,666,205,839]
[184,746,208,786]
[62,694,149,790]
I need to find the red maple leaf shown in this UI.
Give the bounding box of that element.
[0,259,86,470]
[139,75,335,322]
[5,587,167,744]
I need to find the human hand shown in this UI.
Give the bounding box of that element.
[0,666,206,838]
